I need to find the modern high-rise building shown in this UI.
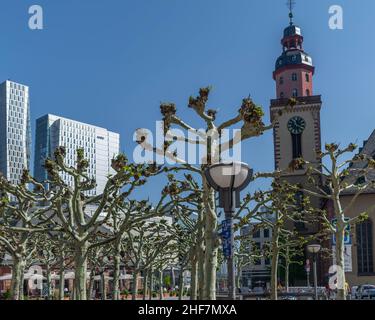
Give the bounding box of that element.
[0,80,31,184]
[34,114,120,195]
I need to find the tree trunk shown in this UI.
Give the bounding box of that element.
[335,221,346,300]
[331,170,347,301]
[88,272,95,300]
[190,259,198,300]
[159,269,164,300]
[202,183,218,300]
[46,266,52,300]
[112,252,121,300]
[270,228,280,300]
[59,269,65,300]
[100,272,106,300]
[197,237,205,299]
[131,271,138,300]
[143,271,149,300]
[236,266,241,290]
[19,264,25,301]
[11,256,26,300]
[171,266,175,290]
[149,269,154,300]
[285,261,290,293]
[74,242,88,300]
[178,268,184,300]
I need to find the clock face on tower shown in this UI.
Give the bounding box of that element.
[287,116,306,134]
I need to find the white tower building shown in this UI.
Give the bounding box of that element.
[0,80,31,184]
[34,114,120,195]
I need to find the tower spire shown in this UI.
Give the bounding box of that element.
[287,0,296,25]
[273,0,315,99]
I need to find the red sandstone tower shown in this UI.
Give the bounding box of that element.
[273,11,315,99]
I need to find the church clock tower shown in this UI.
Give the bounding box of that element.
[269,3,325,286]
[270,7,323,183]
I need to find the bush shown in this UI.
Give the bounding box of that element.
[169,290,175,296]
[3,290,11,300]
[121,289,129,297]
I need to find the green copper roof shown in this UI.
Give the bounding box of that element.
[283,25,302,38]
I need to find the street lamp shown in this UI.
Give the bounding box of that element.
[205,162,253,300]
[307,244,321,300]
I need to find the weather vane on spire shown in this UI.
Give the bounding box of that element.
[287,0,296,25]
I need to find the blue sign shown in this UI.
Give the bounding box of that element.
[221,220,232,259]
[332,218,351,245]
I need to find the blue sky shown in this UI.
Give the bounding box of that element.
[1,0,374,202]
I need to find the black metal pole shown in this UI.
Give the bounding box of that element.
[225,209,236,300]
[224,170,236,301]
[307,271,310,288]
[313,253,318,300]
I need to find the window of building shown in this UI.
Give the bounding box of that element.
[279,77,284,85]
[292,73,297,81]
[264,228,270,238]
[280,92,284,98]
[253,229,261,239]
[291,133,302,159]
[305,73,310,82]
[355,176,366,185]
[292,89,298,97]
[306,89,310,96]
[357,219,374,275]
[295,191,304,209]
[254,243,262,265]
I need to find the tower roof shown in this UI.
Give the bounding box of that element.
[283,24,302,37]
[274,2,314,75]
[275,50,313,71]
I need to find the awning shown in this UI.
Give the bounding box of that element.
[0,274,12,281]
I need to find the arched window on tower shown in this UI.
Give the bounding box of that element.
[292,133,302,159]
[292,89,298,97]
[279,77,284,85]
[357,219,374,275]
[305,73,310,82]
[306,89,310,96]
[280,92,284,98]
[292,73,297,81]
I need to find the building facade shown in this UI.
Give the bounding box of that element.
[240,221,273,290]
[324,132,375,287]
[34,114,120,195]
[0,80,31,184]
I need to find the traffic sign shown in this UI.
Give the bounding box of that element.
[331,218,351,245]
[221,219,232,259]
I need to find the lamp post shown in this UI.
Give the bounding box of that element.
[307,244,321,300]
[305,259,310,288]
[205,162,253,300]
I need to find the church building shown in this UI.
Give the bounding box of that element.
[270,6,375,288]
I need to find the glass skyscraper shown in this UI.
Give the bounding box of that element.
[0,80,31,184]
[34,114,120,195]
